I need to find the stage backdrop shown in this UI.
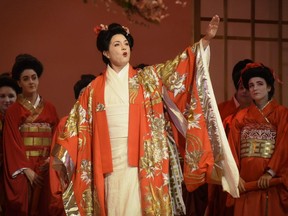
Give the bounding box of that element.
[0,0,195,117]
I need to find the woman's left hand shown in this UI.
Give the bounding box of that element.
[204,15,220,40]
[201,15,220,49]
[258,173,272,189]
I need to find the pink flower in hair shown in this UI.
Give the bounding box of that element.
[93,24,108,35]
[122,25,130,35]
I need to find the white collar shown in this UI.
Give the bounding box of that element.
[107,63,129,78]
[33,94,41,109]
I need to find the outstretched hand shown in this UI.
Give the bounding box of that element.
[204,15,220,40]
[202,15,220,49]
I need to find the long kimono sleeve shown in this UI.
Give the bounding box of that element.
[51,82,106,216]
[3,104,31,177]
[227,110,246,170]
[155,40,239,197]
[266,106,288,182]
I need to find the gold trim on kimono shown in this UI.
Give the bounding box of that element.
[23,137,51,146]
[240,139,275,159]
[26,150,50,158]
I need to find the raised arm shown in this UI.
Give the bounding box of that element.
[201,15,220,50]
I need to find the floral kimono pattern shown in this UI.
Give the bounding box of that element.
[52,41,239,215]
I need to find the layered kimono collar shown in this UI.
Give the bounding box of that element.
[33,94,41,108]
[107,63,129,78]
[18,93,41,109]
[233,95,240,108]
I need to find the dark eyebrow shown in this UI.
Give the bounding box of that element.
[21,73,37,79]
[112,39,128,44]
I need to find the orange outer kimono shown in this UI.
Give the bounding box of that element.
[52,41,239,215]
[228,100,288,216]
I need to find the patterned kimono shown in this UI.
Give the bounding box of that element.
[229,100,288,216]
[3,94,59,216]
[52,41,239,215]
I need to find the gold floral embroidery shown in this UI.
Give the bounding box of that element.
[154,50,188,97]
[81,188,93,215]
[190,43,197,53]
[184,97,202,129]
[185,133,203,172]
[180,51,188,60]
[87,88,93,124]
[78,160,93,214]
[64,104,88,137]
[80,159,92,185]
[80,186,102,215]
[96,103,105,112]
[138,67,160,99]
[140,138,168,179]
[61,102,80,138]
[166,72,187,97]
[129,74,140,104]
[144,184,171,216]
[140,112,172,214]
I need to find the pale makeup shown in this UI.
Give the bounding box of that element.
[0,86,17,114]
[17,69,39,97]
[248,77,271,109]
[103,34,131,72]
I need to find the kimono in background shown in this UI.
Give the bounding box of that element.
[229,100,288,216]
[218,96,239,121]
[3,94,59,216]
[52,41,239,215]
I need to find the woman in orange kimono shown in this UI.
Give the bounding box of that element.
[229,63,288,216]
[52,15,240,216]
[2,54,59,216]
[0,75,20,215]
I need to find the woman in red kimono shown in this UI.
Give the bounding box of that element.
[2,54,59,216]
[52,15,240,216]
[229,63,288,216]
[0,75,20,215]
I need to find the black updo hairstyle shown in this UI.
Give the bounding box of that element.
[241,63,275,100]
[0,74,21,94]
[11,54,43,81]
[73,74,96,99]
[232,59,253,89]
[96,23,134,65]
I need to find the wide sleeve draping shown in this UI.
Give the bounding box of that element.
[155,41,239,197]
